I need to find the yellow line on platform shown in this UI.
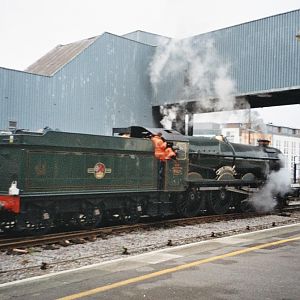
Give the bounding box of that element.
[57,235,300,300]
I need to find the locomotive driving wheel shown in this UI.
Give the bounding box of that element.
[176,188,206,218]
[237,199,254,213]
[235,173,256,212]
[207,169,235,215]
[207,189,233,215]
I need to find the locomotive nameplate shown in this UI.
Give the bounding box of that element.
[87,162,112,179]
[172,161,183,175]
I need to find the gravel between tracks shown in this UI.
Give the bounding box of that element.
[1,213,299,284]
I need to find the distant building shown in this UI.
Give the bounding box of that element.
[266,124,300,182]
[194,122,300,183]
[192,122,221,137]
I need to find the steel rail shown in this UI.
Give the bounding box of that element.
[0,212,272,251]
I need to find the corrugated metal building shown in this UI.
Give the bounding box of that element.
[0,10,299,135]
[152,9,300,108]
[0,33,156,135]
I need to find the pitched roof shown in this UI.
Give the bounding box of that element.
[122,30,170,46]
[25,36,99,76]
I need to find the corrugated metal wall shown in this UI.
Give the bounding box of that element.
[0,33,155,135]
[153,9,300,106]
[209,9,300,94]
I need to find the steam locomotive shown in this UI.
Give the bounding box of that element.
[0,126,283,234]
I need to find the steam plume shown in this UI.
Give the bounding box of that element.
[149,37,240,129]
[160,105,181,130]
[249,167,291,212]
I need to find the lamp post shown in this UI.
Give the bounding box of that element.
[248,107,251,144]
[245,128,265,145]
[293,156,299,184]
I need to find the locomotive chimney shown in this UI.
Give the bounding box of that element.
[257,139,270,147]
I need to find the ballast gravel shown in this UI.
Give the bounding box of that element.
[0,213,299,284]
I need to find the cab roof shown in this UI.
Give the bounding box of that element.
[113,126,189,142]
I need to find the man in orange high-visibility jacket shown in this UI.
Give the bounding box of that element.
[151,132,167,160]
[151,132,177,190]
[165,146,176,160]
[151,132,166,190]
[151,132,177,160]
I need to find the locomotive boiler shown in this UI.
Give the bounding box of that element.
[0,126,283,234]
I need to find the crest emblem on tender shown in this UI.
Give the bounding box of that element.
[88,162,111,179]
[35,163,46,176]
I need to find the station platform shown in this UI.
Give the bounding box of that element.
[1,223,300,300]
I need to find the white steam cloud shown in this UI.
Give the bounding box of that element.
[149,38,240,129]
[249,167,291,212]
[160,105,180,130]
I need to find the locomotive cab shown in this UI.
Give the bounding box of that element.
[114,126,190,191]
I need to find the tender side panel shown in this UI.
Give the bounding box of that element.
[25,150,157,193]
[0,146,22,193]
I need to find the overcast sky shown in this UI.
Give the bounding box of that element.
[1,0,299,128]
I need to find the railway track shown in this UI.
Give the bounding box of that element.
[1,208,300,282]
[0,211,288,251]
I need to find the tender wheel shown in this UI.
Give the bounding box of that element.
[75,204,103,229]
[16,208,53,235]
[121,199,141,224]
[0,216,17,233]
[207,190,232,214]
[176,188,206,217]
